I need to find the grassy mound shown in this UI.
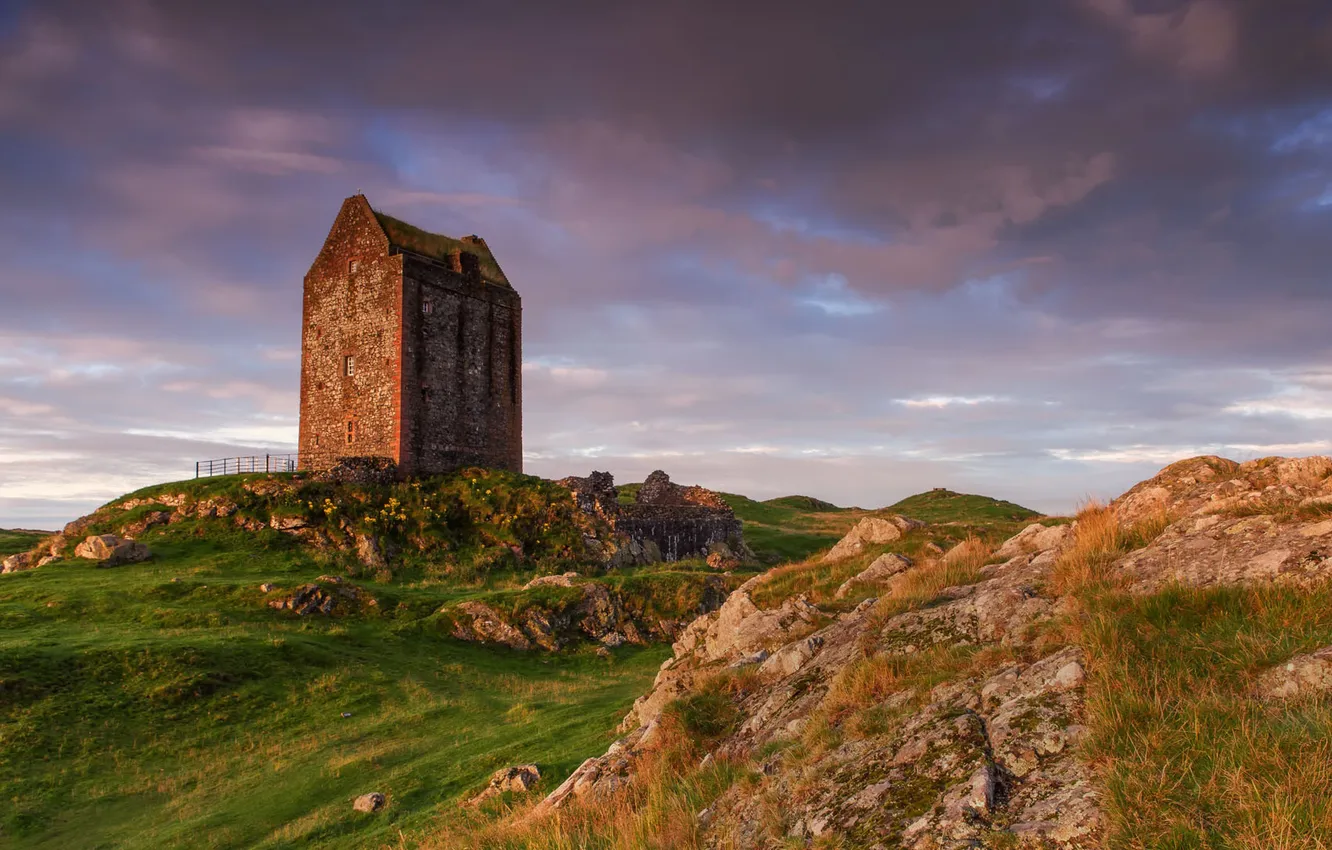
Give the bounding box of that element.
[884,488,1040,524]
[71,467,603,583]
[722,488,1044,565]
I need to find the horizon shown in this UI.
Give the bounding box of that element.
[3,1,1331,530]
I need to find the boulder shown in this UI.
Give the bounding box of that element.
[824,517,906,561]
[1253,646,1332,700]
[834,553,913,598]
[1,551,34,574]
[993,523,1069,561]
[467,764,542,806]
[74,534,151,566]
[352,792,385,813]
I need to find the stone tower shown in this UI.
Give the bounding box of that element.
[298,194,522,476]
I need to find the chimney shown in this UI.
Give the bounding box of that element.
[459,251,482,284]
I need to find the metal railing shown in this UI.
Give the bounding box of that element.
[195,454,300,478]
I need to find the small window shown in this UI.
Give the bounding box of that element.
[346,421,356,444]
[348,258,360,274]
[344,355,355,376]
[423,300,433,315]
[313,435,320,448]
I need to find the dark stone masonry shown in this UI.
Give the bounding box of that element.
[298,194,521,477]
[558,470,752,563]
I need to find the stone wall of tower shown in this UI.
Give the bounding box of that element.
[298,198,404,471]
[400,254,523,475]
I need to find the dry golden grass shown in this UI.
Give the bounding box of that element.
[1049,501,1123,596]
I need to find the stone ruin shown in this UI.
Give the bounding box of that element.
[557,470,753,565]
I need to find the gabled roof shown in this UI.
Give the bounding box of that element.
[371,209,511,287]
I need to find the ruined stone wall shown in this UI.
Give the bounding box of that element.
[401,255,522,474]
[558,470,751,563]
[299,197,403,471]
[616,505,746,562]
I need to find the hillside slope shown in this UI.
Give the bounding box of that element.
[0,469,744,848]
[446,455,1332,848]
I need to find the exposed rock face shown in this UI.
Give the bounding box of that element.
[538,500,1094,847]
[1,551,34,574]
[267,580,372,616]
[823,515,922,561]
[447,577,733,652]
[73,534,151,566]
[993,522,1070,561]
[559,470,754,564]
[467,764,542,806]
[1108,455,1332,592]
[834,553,913,599]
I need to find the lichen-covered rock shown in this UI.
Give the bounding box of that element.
[467,764,542,806]
[993,522,1071,561]
[834,552,913,599]
[352,791,386,813]
[2,551,34,573]
[824,516,916,561]
[1253,646,1332,700]
[73,534,151,566]
[268,580,370,616]
[451,600,534,650]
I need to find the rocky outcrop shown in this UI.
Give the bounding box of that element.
[824,515,923,561]
[559,470,754,564]
[446,575,735,652]
[266,578,374,616]
[536,498,1094,847]
[1108,455,1332,592]
[834,552,913,599]
[73,534,151,567]
[466,764,542,807]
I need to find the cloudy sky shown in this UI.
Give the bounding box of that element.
[1,0,1330,529]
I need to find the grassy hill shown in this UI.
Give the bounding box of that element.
[0,473,1045,848]
[0,471,704,848]
[722,488,1046,565]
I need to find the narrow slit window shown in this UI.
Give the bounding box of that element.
[348,258,360,274]
[346,421,356,444]
[423,300,433,315]
[344,355,355,376]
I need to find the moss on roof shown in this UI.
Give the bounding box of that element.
[372,210,511,287]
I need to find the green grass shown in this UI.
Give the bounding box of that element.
[721,489,1042,566]
[0,529,45,557]
[884,489,1039,524]
[1085,582,1332,848]
[0,522,667,848]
